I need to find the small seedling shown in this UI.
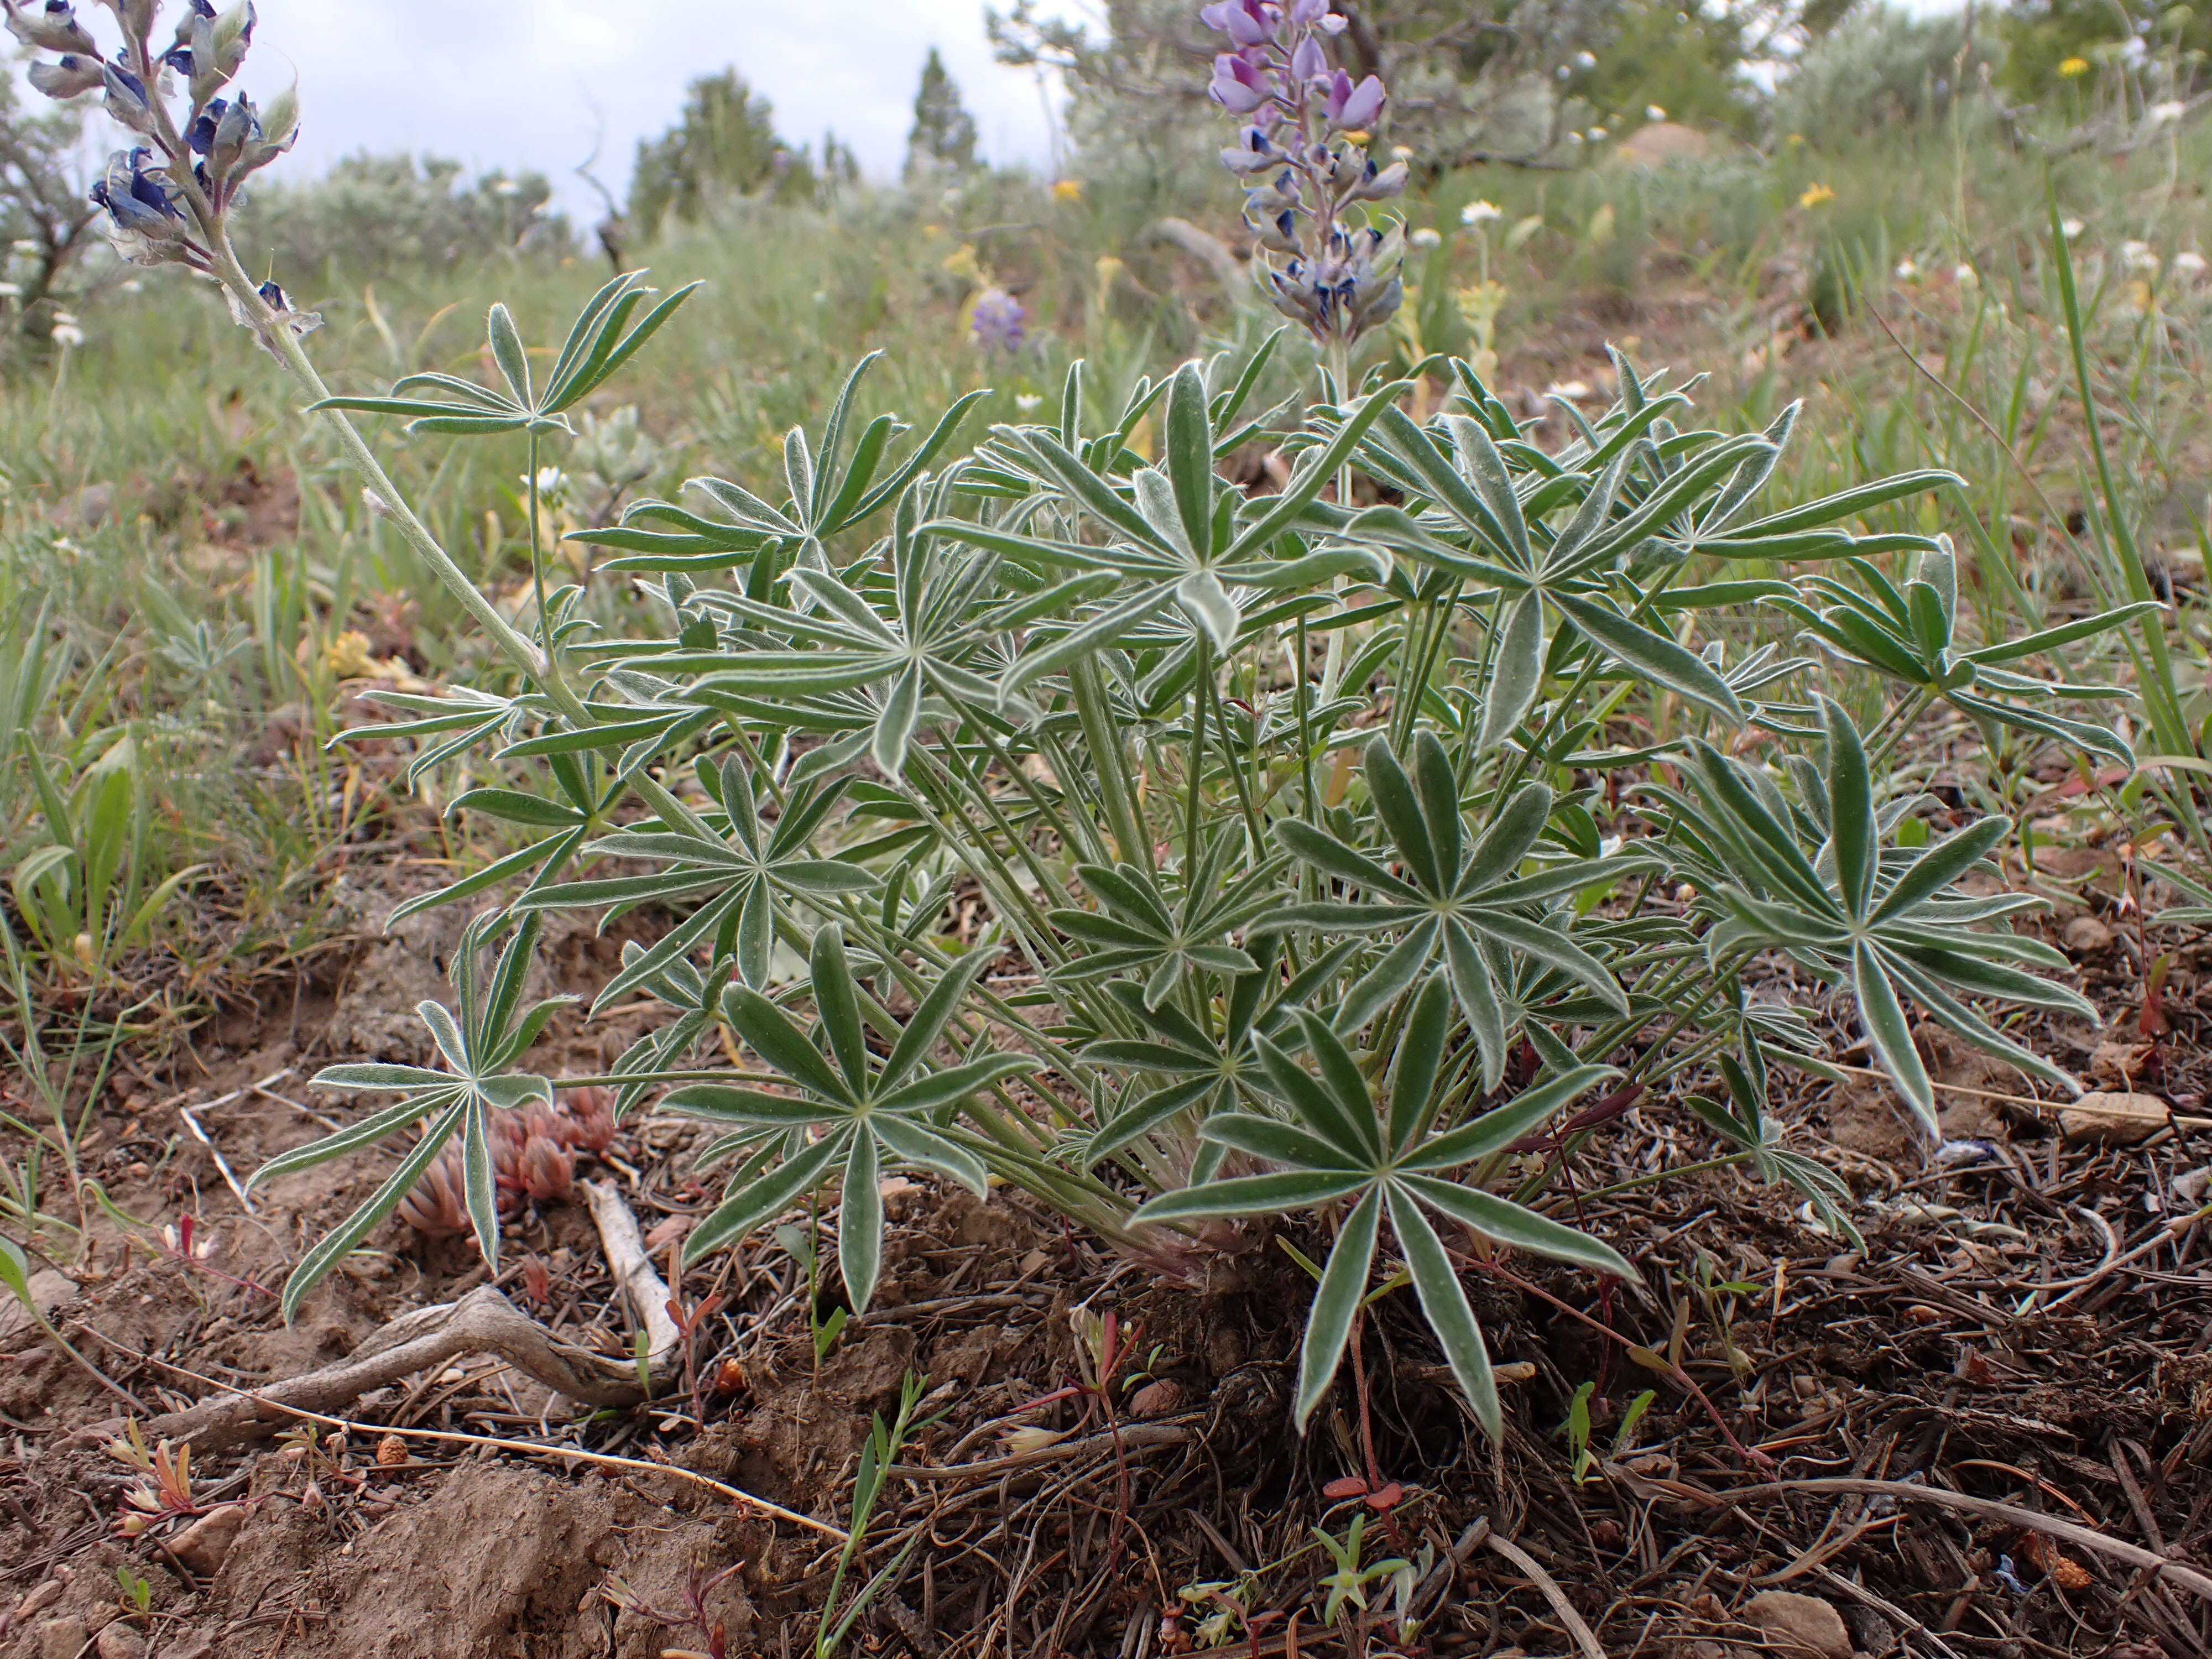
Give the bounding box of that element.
[815,1370,928,1659]
[1311,1512,1412,1630]
[1563,1381,1660,1483]
[774,1220,847,1363]
[116,1563,153,1615]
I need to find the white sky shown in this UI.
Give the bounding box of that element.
[249,0,1074,217]
[114,0,1973,220]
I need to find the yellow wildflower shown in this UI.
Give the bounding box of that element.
[2059,55,2091,77]
[1051,178,1083,202]
[1799,182,1837,209]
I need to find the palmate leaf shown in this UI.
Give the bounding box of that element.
[1663,700,2096,1134]
[513,774,875,997]
[312,273,700,438]
[1775,540,2150,766]
[1135,980,1627,1438]
[1264,732,1638,1086]
[662,927,1034,1311]
[252,914,566,1319]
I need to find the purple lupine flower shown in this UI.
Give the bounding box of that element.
[1209,51,1276,114]
[103,62,158,132]
[28,51,104,96]
[1201,0,1275,46]
[6,0,98,54]
[1324,70,1385,130]
[1201,0,1403,346]
[186,96,225,153]
[969,286,1026,352]
[1220,125,1284,174]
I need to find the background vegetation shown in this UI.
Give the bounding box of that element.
[4,0,2211,1258]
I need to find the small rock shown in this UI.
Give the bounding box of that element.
[1126,1378,1187,1417]
[163,1503,246,1577]
[2176,1166,2211,1204]
[1743,1590,1852,1659]
[13,1579,65,1621]
[2060,1092,2170,1145]
[96,1624,148,1659]
[2064,915,2115,955]
[35,1616,90,1659]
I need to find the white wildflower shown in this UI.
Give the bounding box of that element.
[2060,218,2084,239]
[1646,105,1667,122]
[1014,393,1043,412]
[1410,227,1442,249]
[2122,239,2160,272]
[2149,100,2186,125]
[2173,249,2207,278]
[1461,200,1503,226]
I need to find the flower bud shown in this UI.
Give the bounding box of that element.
[1246,204,1300,255]
[1325,70,1385,131]
[7,0,98,54]
[189,0,252,105]
[28,51,104,97]
[255,80,298,149]
[1200,0,1274,47]
[1219,125,1282,175]
[102,61,156,132]
[1290,34,1324,82]
[1347,159,1407,202]
[1209,51,1275,114]
[91,148,206,268]
[1243,168,1300,216]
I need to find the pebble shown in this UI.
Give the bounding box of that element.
[163,1504,246,1577]
[2063,915,2115,954]
[1743,1590,1852,1659]
[2060,1092,2170,1145]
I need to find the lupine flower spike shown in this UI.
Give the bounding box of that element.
[1201,0,1405,346]
[9,0,303,340]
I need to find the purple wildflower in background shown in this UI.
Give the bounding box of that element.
[1197,0,1405,348]
[969,285,1026,352]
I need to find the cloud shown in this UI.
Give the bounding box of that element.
[253,0,1064,214]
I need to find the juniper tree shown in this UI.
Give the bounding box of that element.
[904,47,978,180]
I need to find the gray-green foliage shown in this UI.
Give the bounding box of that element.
[1773,6,1994,145]
[628,69,817,234]
[230,153,571,279]
[252,281,2150,1431]
[905,48,978,181]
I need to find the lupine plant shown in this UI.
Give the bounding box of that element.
[29,0,2157,1437]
